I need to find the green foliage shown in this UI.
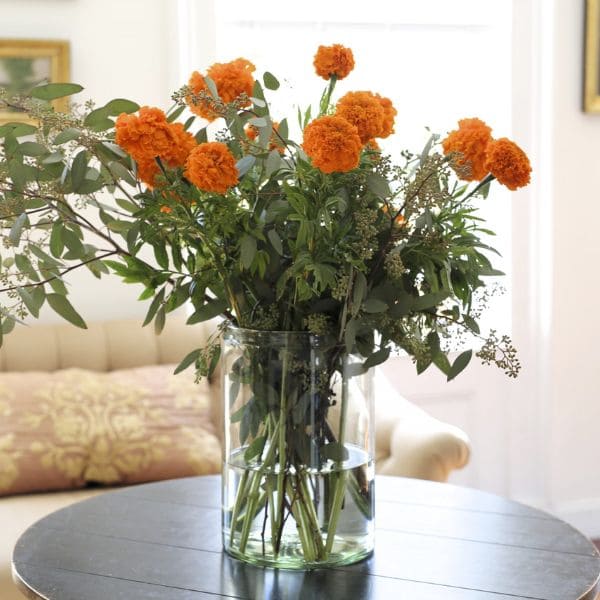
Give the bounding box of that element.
[0,65,518,381]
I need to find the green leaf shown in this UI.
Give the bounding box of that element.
[17,287,41,318]
[433,352,451,376]
[204,76,219,99]
[266,149,282,176]
[447,350,473,381]
[46,293,87,328]
[244,435,267,461]
[8,213,27,246]
[18,142,48,157]
[30,83,83,101]
[104,98,140,115]
[236,155,255,177]
[167,105,186,123]
[416,356,432,375]
[108,161,137,186]
[352,271,367,315]
[463,314,480,334]
[154,305,166,334]
[173,348,201,375]
[153,243,169,270]
[187,298,228,324]
[263,71,280,90]
[0,122,37,137]
[248,117,266,127]
[142,287,165,327]
[267,229,283,255]
[84,107,112,129]
[412,291,450,311]
[240,234,257,269]
[321,442,349,462]
[54,128,82,145]
[70,150,88,192]
[363,346,391,369]
[363,298,388,313]
[366,173,391,199]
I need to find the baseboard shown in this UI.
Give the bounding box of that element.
[553,498,600,539]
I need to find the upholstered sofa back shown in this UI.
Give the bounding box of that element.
[0,317,212,372]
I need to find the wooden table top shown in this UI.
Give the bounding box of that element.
[12,475,600,600]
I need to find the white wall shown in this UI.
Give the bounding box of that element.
[544,0,600,535]
[1,0,178,323]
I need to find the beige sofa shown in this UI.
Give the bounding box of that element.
[0,318,470,600]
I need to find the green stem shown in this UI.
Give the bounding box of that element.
[324,364,350,555]
[319,75,338,116]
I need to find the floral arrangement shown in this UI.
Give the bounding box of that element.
[0,43,531,567]
[0,44,529,380]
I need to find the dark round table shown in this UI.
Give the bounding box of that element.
[12,475,600,600]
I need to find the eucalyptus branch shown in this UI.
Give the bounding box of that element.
[0,251,118,293]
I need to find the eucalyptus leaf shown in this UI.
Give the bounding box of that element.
[30,83,83,101]
[46,293,87,328]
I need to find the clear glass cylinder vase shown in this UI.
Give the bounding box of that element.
[221,324,375,569]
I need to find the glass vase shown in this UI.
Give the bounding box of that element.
[221,325,375,569]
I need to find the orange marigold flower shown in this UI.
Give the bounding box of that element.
[335,91,395,144]
[160,205,173,214]
[313,44,355,80]
[184,142,239,194]
[115,106,172,161]
[378,95,397,138]
[302,115,362,174]
[187,58,255,121]
[245,121,285,154]
[115,107,196,187]
[485,137,532,190]
[442,118,493,181]
[135,157,161,188]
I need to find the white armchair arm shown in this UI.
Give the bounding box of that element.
[374,372,470,482]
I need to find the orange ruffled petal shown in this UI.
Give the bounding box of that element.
[313,44,355,80]
[302,115,362,174]
[485,138,531,190]
[185,142,239,194]
[335,91,396,144]
[115,106,197,187]
[442,118,493,182]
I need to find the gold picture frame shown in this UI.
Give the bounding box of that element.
[0,39,70,124]
[584,0,600,113]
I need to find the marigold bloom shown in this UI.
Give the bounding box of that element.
[335,91,396,144]
[160,205,173,214]
[185,142,239,194]
[442,118,493,181]
[115,107,196,187]
[313,44,355,80]
[378,95,397,138]
[187,58,255,121]
[115,107,172,161]
[302,115,362,174]
[245,121,285,154]
[135,157,161,187]
[485,138,531,190]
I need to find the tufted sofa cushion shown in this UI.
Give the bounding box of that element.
[0,364,221,496]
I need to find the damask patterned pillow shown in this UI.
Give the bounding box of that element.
[0,365,221,496]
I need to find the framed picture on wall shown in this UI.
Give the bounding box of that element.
[0,39,70,123]
[584,0,600,113]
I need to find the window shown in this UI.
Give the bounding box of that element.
[213,0,514,334]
